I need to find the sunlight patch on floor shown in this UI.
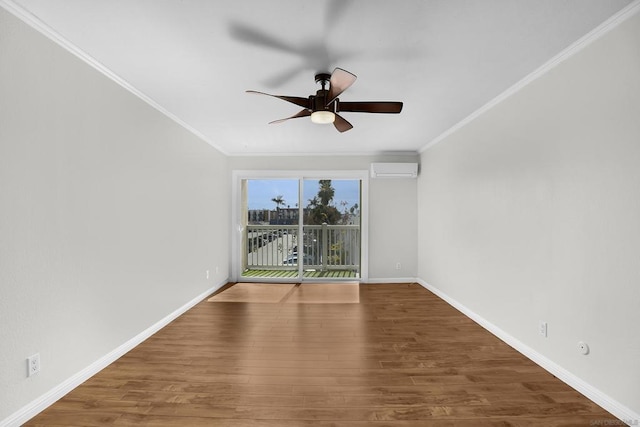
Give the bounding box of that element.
[208,282,360,304]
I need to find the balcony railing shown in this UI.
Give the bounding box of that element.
[244,224,360,273]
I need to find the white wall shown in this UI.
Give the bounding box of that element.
[229,155,418,281]
[418,10,640,417]
[0,8,230,423]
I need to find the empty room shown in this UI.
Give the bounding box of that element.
[1,1,639,425]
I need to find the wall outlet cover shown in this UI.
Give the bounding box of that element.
[27,353,40,377]
[539,321,548,337]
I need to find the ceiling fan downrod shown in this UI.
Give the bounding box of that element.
[312,72,335,124]
[314,72,331,91]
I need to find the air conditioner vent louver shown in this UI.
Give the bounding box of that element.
[370,163,418,179]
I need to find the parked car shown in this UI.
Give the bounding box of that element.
[282,254,315,265]
[290,245,314,257]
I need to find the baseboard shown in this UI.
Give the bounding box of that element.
[1,279,228,427]
[364,277,417,284]
[416,279,640,425]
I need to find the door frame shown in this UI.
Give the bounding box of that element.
[231,169,369,282]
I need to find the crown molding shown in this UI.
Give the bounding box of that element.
[419,0,640,154]
[0,0,229,156]
[227,150,420,158]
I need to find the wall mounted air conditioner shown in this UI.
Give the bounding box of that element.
[370,163,418,179]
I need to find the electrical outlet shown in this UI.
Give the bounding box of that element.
[206,270,210,279]
[395,262,401,270]
[27,353,40,377]
[538,321,548,338]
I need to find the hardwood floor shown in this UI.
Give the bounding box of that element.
[26,283,620,426]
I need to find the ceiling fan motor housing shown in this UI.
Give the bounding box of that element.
[312,89,336,113]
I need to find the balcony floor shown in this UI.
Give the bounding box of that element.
[242,269,358,279]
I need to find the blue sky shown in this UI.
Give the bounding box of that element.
[247,179,360,211]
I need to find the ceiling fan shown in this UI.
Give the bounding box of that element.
[247,68,403,133]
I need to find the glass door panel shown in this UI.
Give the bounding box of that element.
[242,179,300,280]
[302,179,361,279]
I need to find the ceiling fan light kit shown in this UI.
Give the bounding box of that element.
[310,110,335,124]
[247,68,403,133]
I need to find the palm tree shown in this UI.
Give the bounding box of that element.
[318,180,335,206]
[307,196,319,208]
[309,181,340,225]
[271,195,285,224]
[271,195,285,209]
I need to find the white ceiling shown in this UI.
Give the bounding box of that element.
[6,0,633,155]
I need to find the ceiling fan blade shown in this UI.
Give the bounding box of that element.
[246,90,311,109]
[333,113,353,133]
[269,109,312,124]
[338,101,403,114]
[325,0,353,32]
[327,68,357,105]
[262,65,306,88]
[229,22,299,56]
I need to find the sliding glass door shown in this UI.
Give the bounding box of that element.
[242,178,301,279]
[301,179,360,279]
[236,173,365,282]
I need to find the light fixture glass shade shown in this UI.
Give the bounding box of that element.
[310,110,335,124]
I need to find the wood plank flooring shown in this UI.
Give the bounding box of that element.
[26,283,620,426]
